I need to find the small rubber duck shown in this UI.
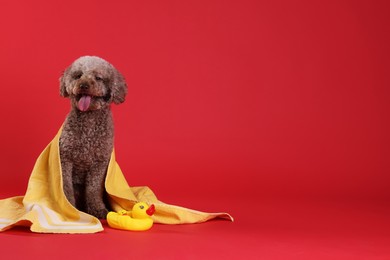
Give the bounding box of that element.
[107,202,156,231]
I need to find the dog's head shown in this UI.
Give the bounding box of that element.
[60,56,127,111]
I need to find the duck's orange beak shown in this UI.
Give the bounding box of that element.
[146,204,155,216]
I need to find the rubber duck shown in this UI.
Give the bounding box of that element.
[107,202,156,231]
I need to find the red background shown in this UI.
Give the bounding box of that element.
[0,0,389,259]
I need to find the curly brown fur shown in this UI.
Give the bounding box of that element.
[59,56,127,219]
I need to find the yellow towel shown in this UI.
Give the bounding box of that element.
[0,128,233,233]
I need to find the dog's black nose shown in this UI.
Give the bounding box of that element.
[79,83,89,90]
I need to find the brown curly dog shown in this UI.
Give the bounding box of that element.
[59,56,127,219]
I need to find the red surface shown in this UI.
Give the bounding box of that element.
[0,0,389,259]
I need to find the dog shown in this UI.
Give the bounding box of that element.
[59,56,127,219]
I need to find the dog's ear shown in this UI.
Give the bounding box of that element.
[60,67,70,98]
[110,68,127,104]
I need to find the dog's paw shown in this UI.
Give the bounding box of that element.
[86,207,109,219]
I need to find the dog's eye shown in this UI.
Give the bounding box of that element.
[95,76,103,81]
[73,72,83,80]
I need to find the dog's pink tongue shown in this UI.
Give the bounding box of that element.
[78,95,91,111]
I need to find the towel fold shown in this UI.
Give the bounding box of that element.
[0,128,233,233]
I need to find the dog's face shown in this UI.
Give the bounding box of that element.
[60,56,127,111]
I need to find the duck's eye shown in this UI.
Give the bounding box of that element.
[139,205,144,209]
[95,76,103,81]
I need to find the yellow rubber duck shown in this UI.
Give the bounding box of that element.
[107,202,155,231]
